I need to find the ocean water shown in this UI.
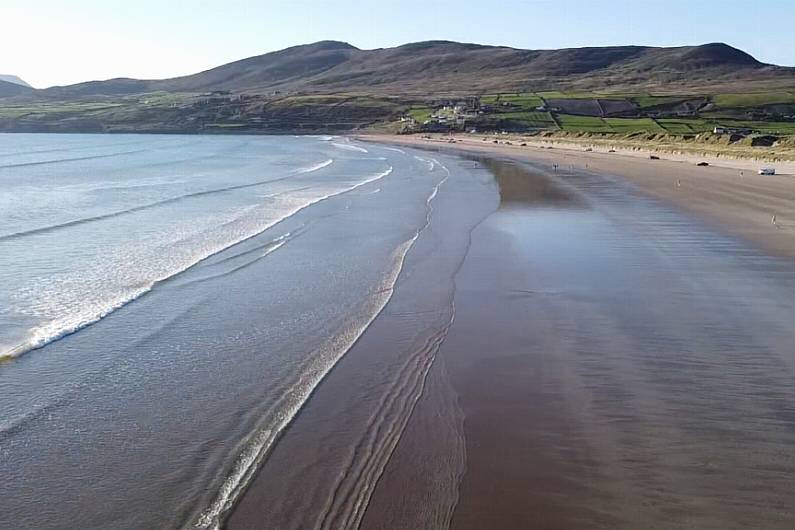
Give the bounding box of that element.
[5,134,795,530]
[0,134,483,529]
[0,135,374,359]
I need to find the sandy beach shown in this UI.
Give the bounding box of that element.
[362,134,795,258]
[228,137,795,529]
[8,5,795,528]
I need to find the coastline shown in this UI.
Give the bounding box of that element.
[227,137,795,529]
[225,148,497,530]
[360,141,795,529]
[360,133,795,258]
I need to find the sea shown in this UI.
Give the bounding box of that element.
[0,133,488,529]
[6,133,795,530]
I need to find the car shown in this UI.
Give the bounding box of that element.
[649,155,660,160]
[697,161,710,167]
[608,149,616,153]
[758,167,776,175]
[584,147,593,152]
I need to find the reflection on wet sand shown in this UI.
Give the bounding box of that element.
[479,157,584,209]
[402,156,795,530]
[226,148,795,530]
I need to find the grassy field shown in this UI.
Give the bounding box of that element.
[713,119,795,134]
[407,106,433,123]
[560,116,651,134]
[604,117,665,133]
[495,111,556,128]
[473,90,795,136]
[632,95,694,109]
[4,87,795,136]
[0,101,128,119]
[555,115,795,135]
[484,92,635,106]
[556,114,611,132]
[712,92,795,108]
[537,91,625,100]
[656,118,712,134]
[482,93,544,110]
[497,94,544,108]
[556,115,663,133]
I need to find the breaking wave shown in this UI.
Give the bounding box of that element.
[0,164,390,362]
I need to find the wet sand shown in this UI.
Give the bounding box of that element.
[369,154,795,530]
[365,134,795,258]
[229,143,795,529]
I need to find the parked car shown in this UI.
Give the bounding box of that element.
[649,155,660,160]
[758,167,776,175]
[697,162,710,167]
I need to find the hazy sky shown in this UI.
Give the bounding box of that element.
[4,0,794,88]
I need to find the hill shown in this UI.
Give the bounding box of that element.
[282,41,780,95]
[0,78,33,97]
[2,41,795,135]
[36,41,793,97]
[0,75,32,88]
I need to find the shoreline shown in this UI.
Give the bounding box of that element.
[226,137,795,530]
[225,147,496,530]
[358,142,795,529]
[360,133,795,258]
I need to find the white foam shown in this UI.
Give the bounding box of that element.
[414,155,436,171]
[194,207,413,530]
[1,166,394,361]
[332,142,369,154]
[192,162,449,530]
[296,158,333,174]
[2,285,153,360]
[380,146,407,155]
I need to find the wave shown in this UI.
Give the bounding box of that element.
[0,164,392,362]
[208,230,298,267]
[380,146,407,155]
[195,239,409,530]
[193,165,444,530]
[173,232,294,288]
[332,142,369,154]
[0,284,153,361]
[314,161,452,530]
[414,155,437,172]
[0,148,151,170]
[0,159,334,242]
[297,158,334,174]
[0,138,160,159]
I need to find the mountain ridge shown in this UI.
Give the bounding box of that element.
[26,40,792,99]
[0,76,34,96]
[0,74,32,88]
[3,40,795,136]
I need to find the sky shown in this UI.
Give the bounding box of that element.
[3,0,794,88]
